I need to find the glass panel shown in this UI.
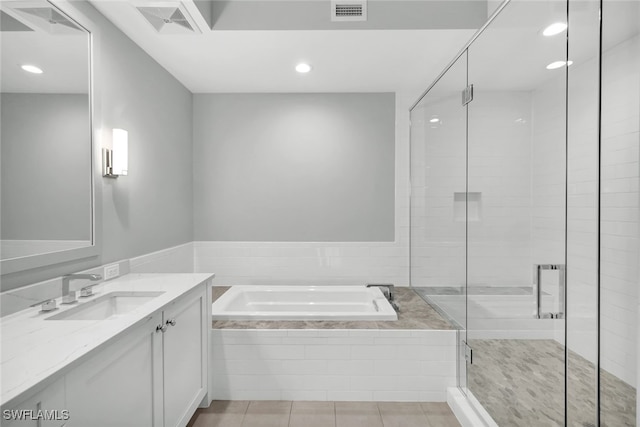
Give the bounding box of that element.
[565,0,600,425]
[466,1,567,425]
[599,1,639,426]
[410,53,468,386]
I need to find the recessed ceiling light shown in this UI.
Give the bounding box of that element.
[543,22,568,37]
[295,63,312,73]
[21,64,43,74]
[546,60,573,70]
[429,117,440,123]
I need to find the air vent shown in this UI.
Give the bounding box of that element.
[331,0,367,22]
[7,6,81,34]
[136,4,200,34]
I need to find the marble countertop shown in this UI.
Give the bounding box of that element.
[0,273,214,408]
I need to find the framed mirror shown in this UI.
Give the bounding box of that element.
[0,0,96,276]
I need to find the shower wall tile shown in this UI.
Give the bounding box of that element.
[411,92,533,289]
[533,35,639,387]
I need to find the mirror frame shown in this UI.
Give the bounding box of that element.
[0,0,102,278]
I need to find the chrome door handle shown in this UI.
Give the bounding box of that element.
[156,324,168,333]
[533,264,565,319]
[166,319,176,327]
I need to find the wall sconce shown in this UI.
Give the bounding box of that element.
[103,128,128,178]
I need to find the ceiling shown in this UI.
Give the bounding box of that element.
[0,3,89,93]
[88,0,483,95]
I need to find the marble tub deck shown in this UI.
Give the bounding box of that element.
[211,286,454,330]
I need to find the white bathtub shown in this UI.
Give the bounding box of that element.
[211,286,398,321]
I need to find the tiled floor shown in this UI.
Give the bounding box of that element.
[467,339,637,427]
[187,401,462,427]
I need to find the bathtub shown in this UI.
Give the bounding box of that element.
[211,285,398,321]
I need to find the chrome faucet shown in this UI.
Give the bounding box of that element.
[366,283,399,312]
[62,273,102,304]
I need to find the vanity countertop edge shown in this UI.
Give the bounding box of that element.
[0,272,215,408]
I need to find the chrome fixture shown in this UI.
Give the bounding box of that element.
[79,283,100,298]
[30,298,57,312]
[156,318,177,333]
[103,129,128,178]
[62,273,102,304]
[366,283,399,311]
[533,264,565,319]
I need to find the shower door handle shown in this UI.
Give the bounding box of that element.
[533,264,565,319]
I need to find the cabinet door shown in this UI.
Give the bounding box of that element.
[65,313,163,427]
[2,379,66,427]
[162,286,207,427]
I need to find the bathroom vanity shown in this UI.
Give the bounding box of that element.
[0,273,214,427]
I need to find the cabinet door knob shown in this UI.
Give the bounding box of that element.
[166,319,177,327]
[156,324,168,333]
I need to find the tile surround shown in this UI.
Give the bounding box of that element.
[210,286,456,402]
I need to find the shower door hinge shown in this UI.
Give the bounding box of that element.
[463,341,473,364]
[462,84,474,106]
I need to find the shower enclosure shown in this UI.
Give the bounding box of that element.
[409,0,639,425]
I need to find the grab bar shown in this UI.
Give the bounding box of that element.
[533,264,565,319]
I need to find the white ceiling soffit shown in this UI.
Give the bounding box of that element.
[88,0,481,93]
[136,3,201,34]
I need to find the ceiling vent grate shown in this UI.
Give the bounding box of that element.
[331,0,367,22]
[7,6,81,34]
[136,4,200,35]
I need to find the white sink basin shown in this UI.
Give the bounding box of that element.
[46,291,164,321]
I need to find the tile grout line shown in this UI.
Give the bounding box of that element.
[287,401,293,426]
[418,401,433,427]
[375,402,384,427]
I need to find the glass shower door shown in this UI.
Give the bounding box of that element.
[465,1,568,425]
[410,53,468,388]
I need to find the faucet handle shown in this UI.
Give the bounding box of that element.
[366,283,395,300]
[30,299,58,312]
[80,284,100,298]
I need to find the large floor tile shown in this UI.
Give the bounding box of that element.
[289,401,335,427]
[378,402,430,427]
[241,401,292,427]
[335,402,383,427]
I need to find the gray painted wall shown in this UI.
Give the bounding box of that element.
[1,93,91,240]
[209,1,487,30]
[95,1,194,263]
[1,1,194,289]
[193,93,395,242]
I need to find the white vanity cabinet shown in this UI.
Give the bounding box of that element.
[161,285,208,427]
[2,379,66,427]
[64,284,208,427]
[65,312,163,427]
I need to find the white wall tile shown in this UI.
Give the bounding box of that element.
[210,329,456,401]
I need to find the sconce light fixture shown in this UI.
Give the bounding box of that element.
[103,128,128,178]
